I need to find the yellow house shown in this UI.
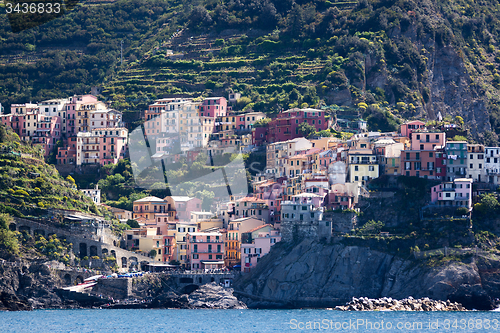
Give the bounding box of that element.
[348,149,379,185]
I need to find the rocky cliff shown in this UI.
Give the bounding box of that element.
[234,239,500,310]
[0,260,66,310]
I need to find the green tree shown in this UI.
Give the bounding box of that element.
[149,249,157,258]
[126,219,140,228]
[455,116,464,127]
[298,122,316,138]
[66,175,76,186]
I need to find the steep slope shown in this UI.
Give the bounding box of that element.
[0,124,105,217]
[3,0,500,141]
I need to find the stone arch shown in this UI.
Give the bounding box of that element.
[180,284,199,294]
[34,229,45,237]
[210,277,215,282]
[121,257,127,268]
[79,243,88,259]
[101,248,108,257]
[110,250,116,258]
[63,273,72,285]
[8,223,16,231]
[75,275,84,285]
[89,245,98,257]
[18,226,31,234]
[140,261,149,271]
[129,256,138,269]
[179,277,194,284]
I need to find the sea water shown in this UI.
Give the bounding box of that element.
[1,309,500,332]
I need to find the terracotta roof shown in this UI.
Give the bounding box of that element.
[244,224,272,234]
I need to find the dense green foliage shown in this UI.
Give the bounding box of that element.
[2,0,500,140]
[0,124,103,216]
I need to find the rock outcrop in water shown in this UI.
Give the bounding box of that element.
[335,297,466,311]
[234,239,500,310]
[0,259,65,310]
[151,283,247,309]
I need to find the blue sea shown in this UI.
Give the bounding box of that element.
[1,309,500,332]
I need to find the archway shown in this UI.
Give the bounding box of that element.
[121,257,127,268]
[210,277,215,282]
[89,245,98,257]
[102,248,108,257]
[179,277,194,284]
[140,261,149,271]
[75,275,84,285]
[19,226,31,235]
[129,256,138,269]
[63,274,72,285]
[198,277,202,284]
[180,284,199,294]
[8,223,16,232]
[79,243,87,259]
[110,250,116,258]
[34,229,45,237]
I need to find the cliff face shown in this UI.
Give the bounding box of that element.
[0,260,65,310]
[234,239,500,310]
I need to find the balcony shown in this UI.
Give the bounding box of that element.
[454,196,469,201]
[191,249,223,254]
[190,239,223,243]
[350,160,377,164]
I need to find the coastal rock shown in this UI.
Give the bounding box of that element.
[234,239,500,310]
[152,283,247,309]
[335,297,466,311]
[0,292,31,311]
[188,283,247,309]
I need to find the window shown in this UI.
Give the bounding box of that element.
[369,166,374,171]
[354,166,358,171]
[429,152,433,158]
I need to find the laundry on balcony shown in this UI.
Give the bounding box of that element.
[448,155,458,160]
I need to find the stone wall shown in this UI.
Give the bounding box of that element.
[92,278,132,300]
[324,211,358,234]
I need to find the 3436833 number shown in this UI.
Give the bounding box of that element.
[5,2,61,14]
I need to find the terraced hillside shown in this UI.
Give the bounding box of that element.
[3,0,500,142]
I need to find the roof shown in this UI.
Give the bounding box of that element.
[134,196,164,203]
[230,217,264,223]
[455,178,473,182]
[292,193,323,198]
[236,196,266,203]
[375,138,396,145]
[348,148,374,154]
[187,232,222,236]
[201,261,224,264]
[243,224,272,234]
[169,196,195,202]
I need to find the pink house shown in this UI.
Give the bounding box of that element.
[410,131,446,150]
[241,227,281,273]
[400,120,426,138]
[267,108,328,143]
[199,97,227,118]
[186,232,224,270]
[431,178,473,211]
[166,196,203,222]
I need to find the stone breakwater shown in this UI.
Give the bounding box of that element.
[335,297,466,311]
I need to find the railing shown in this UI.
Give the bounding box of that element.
[191,250,223,254]
[190,239,223,243]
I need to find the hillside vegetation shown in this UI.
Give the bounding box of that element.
[0,125,105,217]
[2,0,500,142]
